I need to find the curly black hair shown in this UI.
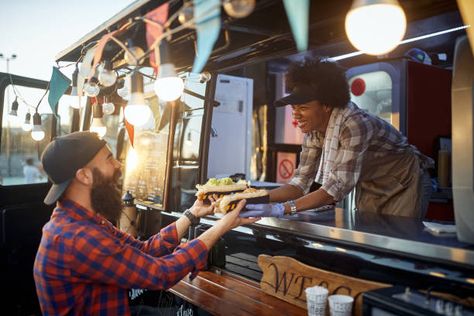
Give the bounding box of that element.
[286,57,350,108]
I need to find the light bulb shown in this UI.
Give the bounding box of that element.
[31,128,45,141]
[98,69,117,87]
[199,71,212,83]
[83,79,100,97]
[124,103,152,127]
[154,63,184,101]
[178,5,194,25]
[345,1,406,55]
[9,97,18,117]
[102,102,115,115]
[90,118,107,138]
[22,113,32,132]
[124,46,145,66]
[31,112,45,141]
[117,85,129,100]
[223,0,256,18]
[98,61,117,87]
[125,72,151,126]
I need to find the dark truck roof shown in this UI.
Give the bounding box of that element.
[55,0,460,72]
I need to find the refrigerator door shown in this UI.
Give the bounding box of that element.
[207,74,253,179]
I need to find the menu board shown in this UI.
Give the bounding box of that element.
[122,130,169,205]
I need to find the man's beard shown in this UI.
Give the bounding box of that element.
[90,168,123,223]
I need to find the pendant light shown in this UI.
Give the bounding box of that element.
[153,41,184,102]
[31,112,45,141]
[345,0,406,55]
[90,104,107,138]
[124,72,152,126]
[22,112,32,132]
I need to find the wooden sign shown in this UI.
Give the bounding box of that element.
[258,255,389,315]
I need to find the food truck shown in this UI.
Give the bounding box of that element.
[1,0,473,315]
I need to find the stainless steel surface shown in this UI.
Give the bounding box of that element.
[257,209,474,267]
[160,207,474,267]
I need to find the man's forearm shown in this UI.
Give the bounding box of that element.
[269,184,304,202]
[197,223,227,249]
[175,216,191,240]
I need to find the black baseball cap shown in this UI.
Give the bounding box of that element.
[41,131,106,205]
[274,85,320,107]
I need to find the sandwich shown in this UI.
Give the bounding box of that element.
[215,188,269,214]
[196,177,248,202]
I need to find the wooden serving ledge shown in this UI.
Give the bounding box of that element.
[169,269,307,316]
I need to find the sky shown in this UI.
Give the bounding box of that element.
[0,0,133,80]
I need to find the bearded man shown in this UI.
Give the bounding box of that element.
[34,132,256,316]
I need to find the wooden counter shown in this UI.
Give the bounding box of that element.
[170,269,307,316]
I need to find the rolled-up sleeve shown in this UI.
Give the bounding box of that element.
[322,118,373,201]
[290,133,322,194]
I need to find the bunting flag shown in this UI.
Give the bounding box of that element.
[90,30,118,79]
[283,0,310,52]
[145,3,169,69]
[48,67,71,114]
[192,0,221,73]
[125,118,135,147]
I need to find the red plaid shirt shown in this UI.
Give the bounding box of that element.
[34,199,208,316]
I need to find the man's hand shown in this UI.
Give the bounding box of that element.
[198,199,259,249]
[218,199,260,230]
[239,203,285,218]
[189,197,216,217]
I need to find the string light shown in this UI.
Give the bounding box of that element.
[69,65,82,109]
[223,0,256,18]
[345,0,406,55]
[102,98,115,115]
[22,112,32,132]
[98,60,117,87]
[31,112,45,141]
[90,104,107,138]
[9,96,19,117]
[153,41,184,101]
[83,77,100,97]
[124,72,152,126]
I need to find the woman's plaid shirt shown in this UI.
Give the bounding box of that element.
[34,199,208,315]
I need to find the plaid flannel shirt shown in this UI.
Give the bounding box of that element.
[290,104,433,201]
[34,199,208,316]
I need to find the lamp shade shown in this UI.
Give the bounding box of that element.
[345,0,406,55]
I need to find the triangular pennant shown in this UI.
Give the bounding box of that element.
[283,0,310,52]
[192,0,221,73]
[90,30,118,79]
[48,67,71,114]
[145,3,169,69]
[125,118,134,147]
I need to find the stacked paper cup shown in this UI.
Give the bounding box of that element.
[328,294,354,316]
[305,286,329,316]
